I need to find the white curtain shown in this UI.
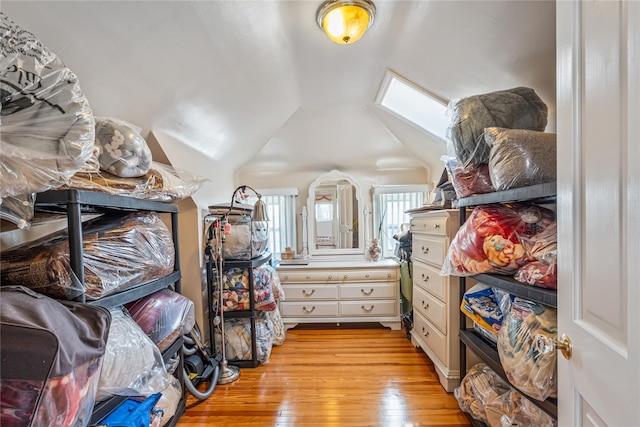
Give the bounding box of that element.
[247,189,298,258]
[372,185,428,257]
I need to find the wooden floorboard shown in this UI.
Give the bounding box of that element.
[177,324,471,427]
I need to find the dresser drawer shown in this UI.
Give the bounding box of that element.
[414,286,446,334]
[279,270,336,283]
[339,282,396,300]
[413,310,446,364]
[413,235,447,266]
[280,301,338,317]
[412,260,447,301]
[337,269,397,282]
[339,300,397,317]
[410,215,448,236]
[283,284,338,301]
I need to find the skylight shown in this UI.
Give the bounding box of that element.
[375,70,450,142]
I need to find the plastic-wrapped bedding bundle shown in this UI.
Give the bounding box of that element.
[455,363,556,427]
[498,297,558,401]
[64,161,208,202]
[447,87,548,167]
[97,307,175,403]
[94,117,153,178]
[0,211,175,301]
[0,13,95,198]
[0,286,111,427]
[485,127,557,191]
[441,203,555,277]
[125,289,196,353]
[443,156,495,198]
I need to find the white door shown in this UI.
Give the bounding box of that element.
[556,1,639,426]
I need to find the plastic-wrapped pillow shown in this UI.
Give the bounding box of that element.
[97,307,173,401]
[443,156,495,198]
[441,204,555,277]
[95,117,153,178]
[498,298,558,401]
[0,13,95,198]
[485,127,557,191]
[447,87,548,167]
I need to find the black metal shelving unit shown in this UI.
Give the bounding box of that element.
[208,252,272,369]
[33,189,186,427]
[457,183,558,423]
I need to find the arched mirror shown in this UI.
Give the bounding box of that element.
[307,170,364,256]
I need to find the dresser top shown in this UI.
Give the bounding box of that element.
[276,259,399,270]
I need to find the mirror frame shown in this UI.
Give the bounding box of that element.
[307,170,365,257]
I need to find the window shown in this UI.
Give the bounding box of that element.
[372,185,429,257]
[246,188,298,259]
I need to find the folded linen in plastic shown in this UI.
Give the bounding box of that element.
[0,13,95,198]
[485,127,557,191]
[0,286,111,427]
[498,297,558,401]
[95,117,153,178]
[125,288,196,353]
[0,211,175,301]
[63,161,208,202]
[447,87,548,167]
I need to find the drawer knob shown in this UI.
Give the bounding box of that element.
[344,274,348,279]
[422,246,429,254]
[306,275,311,279]
[302,306,316,313]
[361,288,374,296]
[328,275,332,279]
[422,301,429,310]
[365,274,370,278]
[422,327,429,338]
[434,224,440,229]
[422,274,429,282]
[387,273,391,278]
[302,289,315,297]
[361,305,374,312]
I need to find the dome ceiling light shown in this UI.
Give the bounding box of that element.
[316,0,376,45]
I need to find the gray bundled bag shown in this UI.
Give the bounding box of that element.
[485,127,557,191]
[447,87,548,167]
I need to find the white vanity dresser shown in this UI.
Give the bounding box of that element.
[276,170,401,330]
[277,259,401,330]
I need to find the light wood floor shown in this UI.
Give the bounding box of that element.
[177,324,471,427]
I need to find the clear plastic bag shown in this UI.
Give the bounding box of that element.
[485,127,557,191]
[0,13,95,198]
[0,212,175,300]
[94,117,153,178]
[447,87,548,167]
[497,297,558,401]
[455,363,512,423]
[63,161,208,202]
[441,204,554,277]
[443,156,495,198]
[97,307,173,401]
[125,289,195,353]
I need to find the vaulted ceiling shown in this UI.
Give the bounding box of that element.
[2,1,556,206]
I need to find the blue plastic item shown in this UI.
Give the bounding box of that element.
[102,393,163,427]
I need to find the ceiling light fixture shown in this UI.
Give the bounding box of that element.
[316,0,376,45]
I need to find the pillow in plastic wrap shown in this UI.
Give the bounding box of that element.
[441,204,555,277]
[214,312,274,365]
[64,161,208,202]
[125,289,195,353]
[447,87,548,167]
[97,308,173,401]
[0,211,175,301]
[455,363,556,427]
[95,117,153,178]
[485,127,557,191]
[0,13,95,198]
[443,156,495,198]
[515,221,558,289]
[497,297,558,401]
